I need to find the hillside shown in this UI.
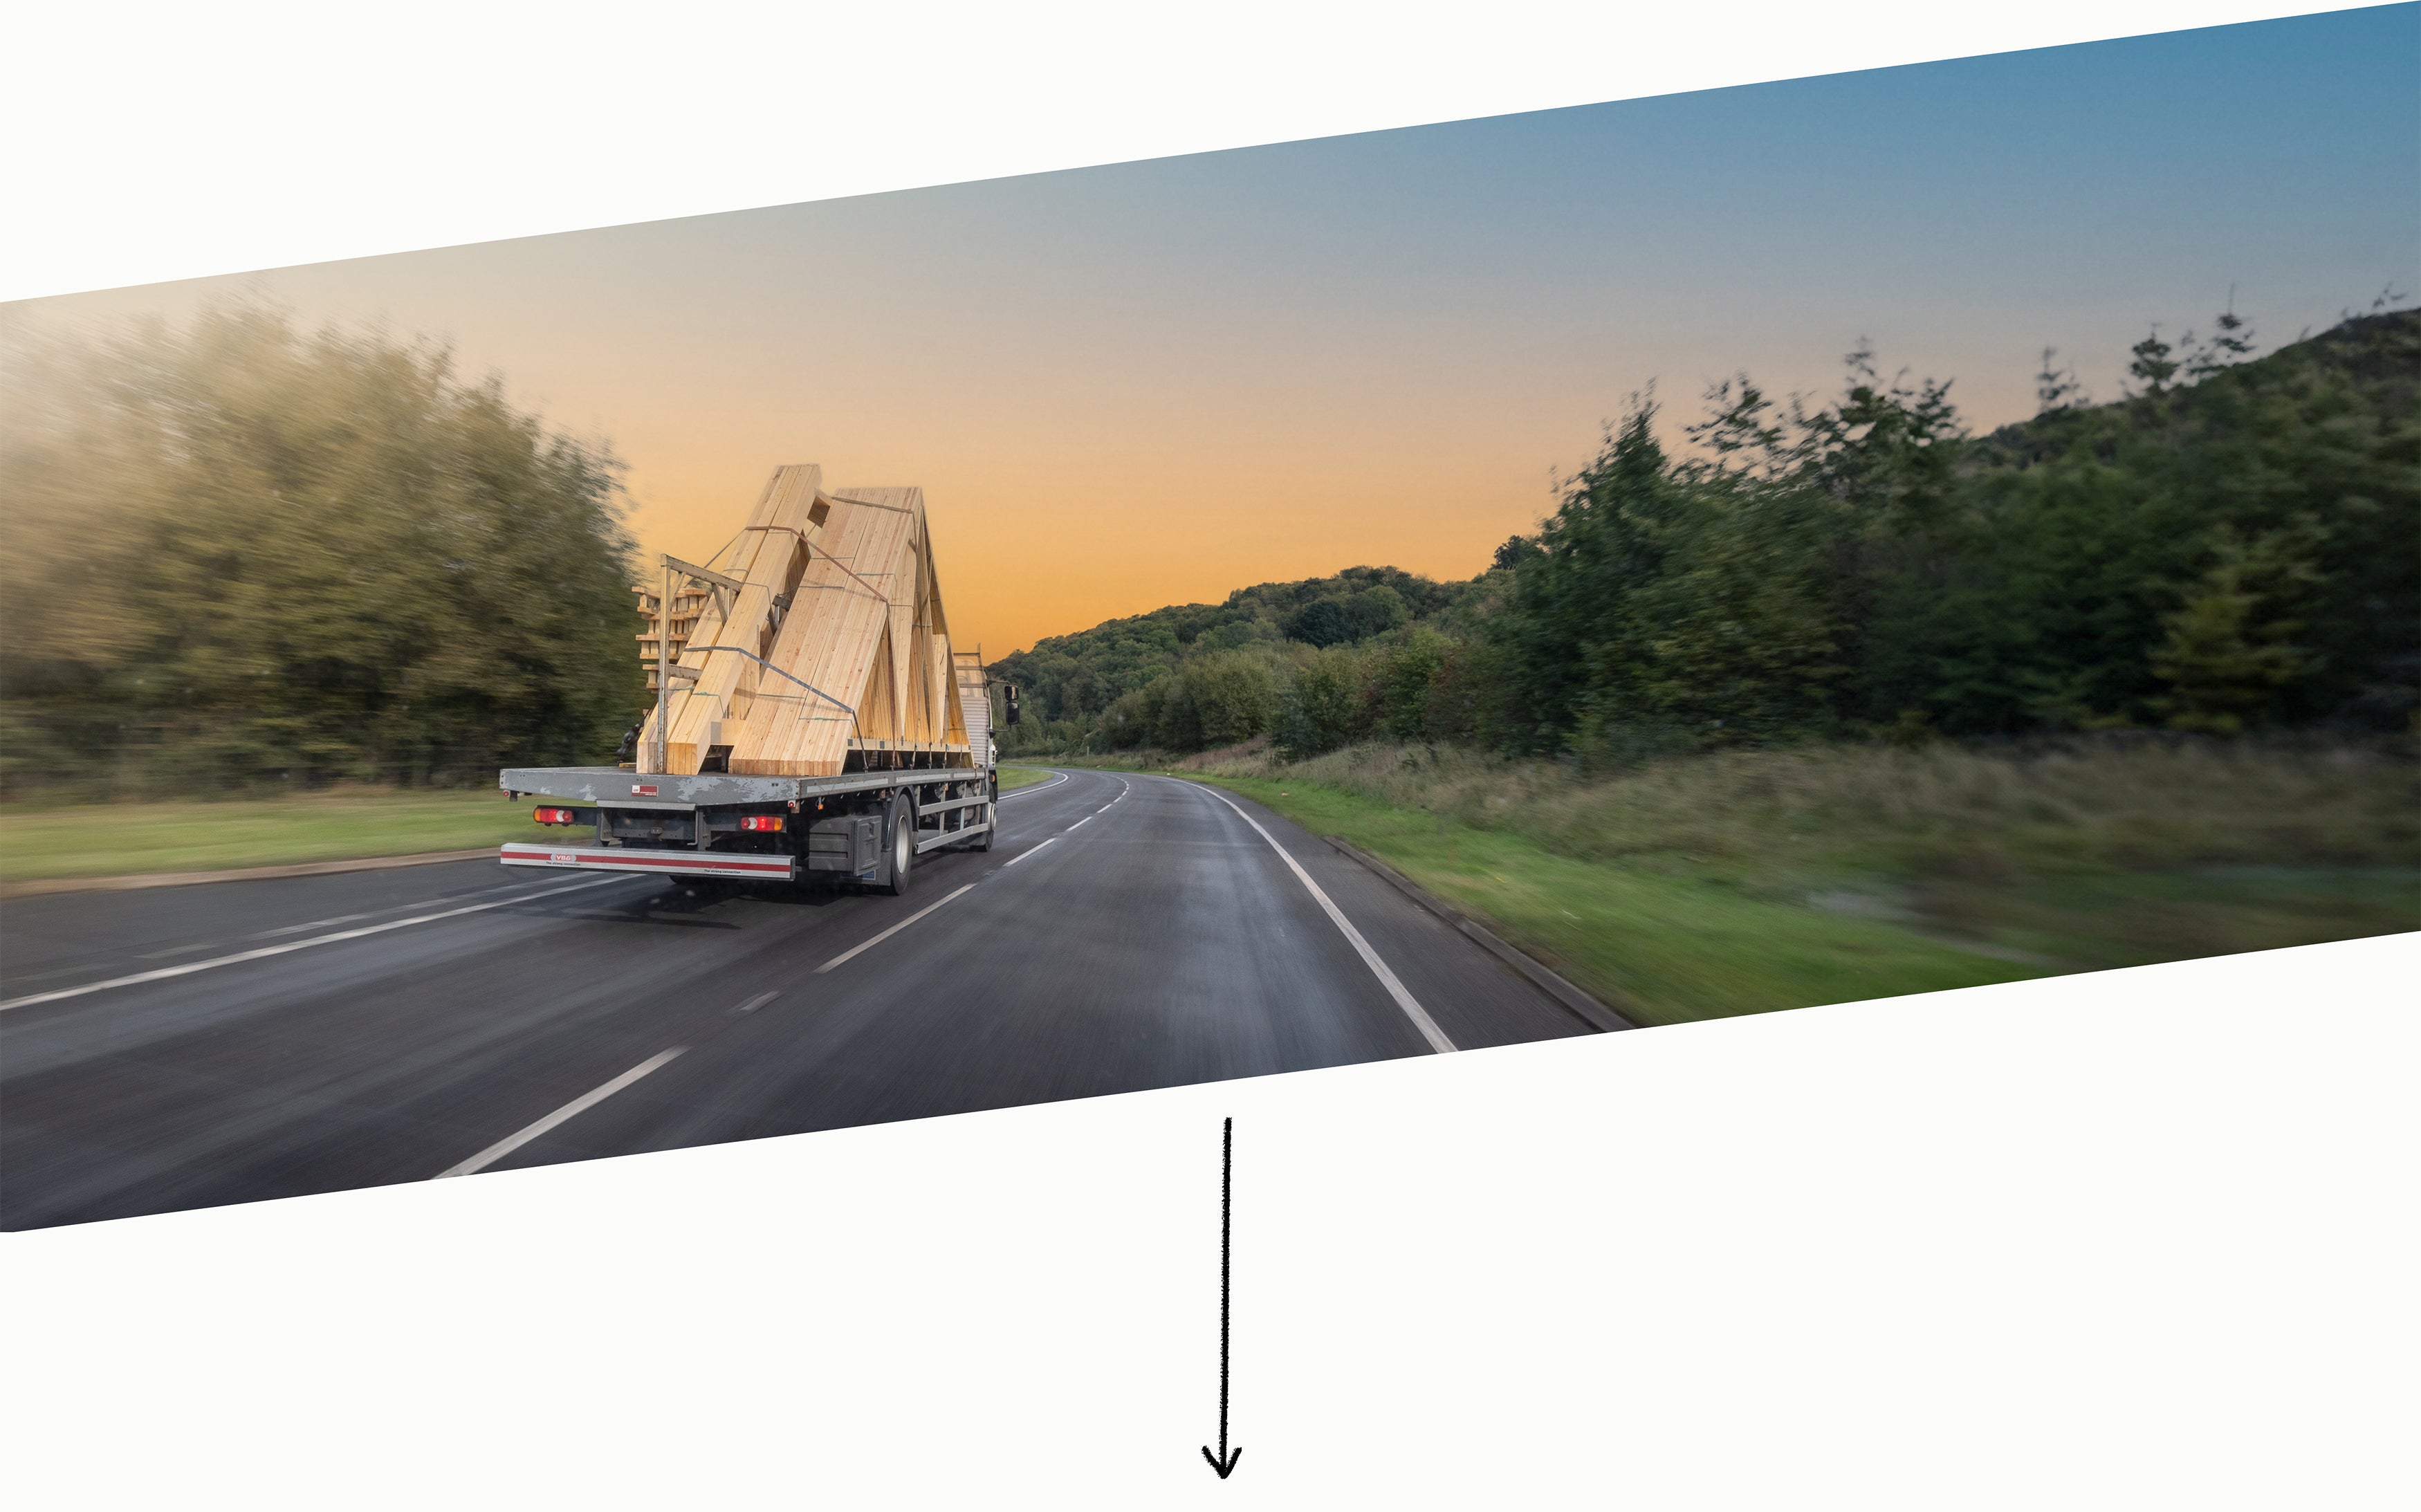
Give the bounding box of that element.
[991,564,1491,733]
[997,305,2420,760]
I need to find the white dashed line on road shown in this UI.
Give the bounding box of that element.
[433,1046,689,1179]
[1002,838,1058,868]
[816,883,979,974]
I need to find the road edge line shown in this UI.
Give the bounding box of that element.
[0,874,629,1012]
[1318,836,1635,1033]
[1188,782,1457,1055]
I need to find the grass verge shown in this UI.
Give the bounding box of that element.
[0,789,587,884]
[2,766,1062,884]
[1061,739,2418,1026]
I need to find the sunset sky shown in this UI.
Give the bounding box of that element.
[14,6,2415,655]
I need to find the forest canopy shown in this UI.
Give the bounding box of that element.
[999,305,2420,762]
[0,304,645,794]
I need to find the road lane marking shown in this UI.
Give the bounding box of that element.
[734,991,778,1013]
[135,941,223,960]
[1002,838,1058,868]
[816,883,978,974]
[250,912,377,938]
[1000,772,1069,800]
[1068,816,1092,830]
[1193,784,1457,1054]
[432,1047,688,1179]
[0,875,633,1013]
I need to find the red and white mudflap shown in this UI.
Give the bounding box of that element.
[498,842,796,881]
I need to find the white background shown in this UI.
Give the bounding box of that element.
[5,4,2415,1507]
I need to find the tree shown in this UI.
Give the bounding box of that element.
[2035,347,2084,413]
[0,303,643,793]
[2126,324,2181,396]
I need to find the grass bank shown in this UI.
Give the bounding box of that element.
[0,765,1067,885]
[0,789,588,885]
[1061,739,2418,1026]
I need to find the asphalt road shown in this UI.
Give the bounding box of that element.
[0,768,1593,1230]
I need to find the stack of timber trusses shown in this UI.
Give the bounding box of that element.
[632,464,978,777]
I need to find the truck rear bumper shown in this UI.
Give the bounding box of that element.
[498,842,797,881]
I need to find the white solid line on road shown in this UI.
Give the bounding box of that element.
[1194,784,1457,1054]
[816,883,978,974]
[243,878,573,941]
[1002,837,1058,868]
[0,875,632,1013]
[734,991,778,1013]
[1000,771,1069,800]
[432,1047,688,1179]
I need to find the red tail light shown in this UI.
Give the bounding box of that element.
[740,815,784,832]
[533,806,575,825]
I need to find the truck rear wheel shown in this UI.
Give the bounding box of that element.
[881,795,915,896]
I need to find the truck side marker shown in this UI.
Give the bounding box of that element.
[816,883,978,974]
[433,1046,689,1179]
[0,875,629,1013]
[1194,784,1458,1054]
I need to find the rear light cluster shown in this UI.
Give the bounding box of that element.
[739,815,784,832]
[533,806,578,826]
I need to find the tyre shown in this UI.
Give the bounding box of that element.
[881,793,915,896]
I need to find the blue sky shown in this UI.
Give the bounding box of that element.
[20,4,2418,650]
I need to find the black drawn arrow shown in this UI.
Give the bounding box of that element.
[1202,1116,1242,1480]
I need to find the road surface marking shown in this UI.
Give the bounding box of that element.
[1002,837,1058,867]
[135,941,223,960]
[1000,772,1069,800]
[250,912,378,938]
[432,1047,688,1179]
[816,883,979,973]
[1193,784,1457,1054]
[0,875,632,1013]
[734,991,778,1013]
[1068,816,1092,830]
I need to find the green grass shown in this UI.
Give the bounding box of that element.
[2,767,1062,886]
[0,789,587,885]
[1184,774,2043,1024]
[1067,739,2419,1027]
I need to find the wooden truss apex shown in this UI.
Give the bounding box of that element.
[633,465,983,777]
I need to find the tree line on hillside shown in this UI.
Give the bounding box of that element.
[997,299,2418,763]
[0,304,644,795]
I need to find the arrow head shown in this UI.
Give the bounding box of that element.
[1200,1445,1243,1479]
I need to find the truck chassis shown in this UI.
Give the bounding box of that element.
[497,764,995,895]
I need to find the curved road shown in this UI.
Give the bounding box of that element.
[1,769,1592,1230]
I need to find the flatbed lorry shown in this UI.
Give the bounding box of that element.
[495,464,1003,896]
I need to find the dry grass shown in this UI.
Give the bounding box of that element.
[1148,737,2418,878]
[1079,736,2418,1010]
